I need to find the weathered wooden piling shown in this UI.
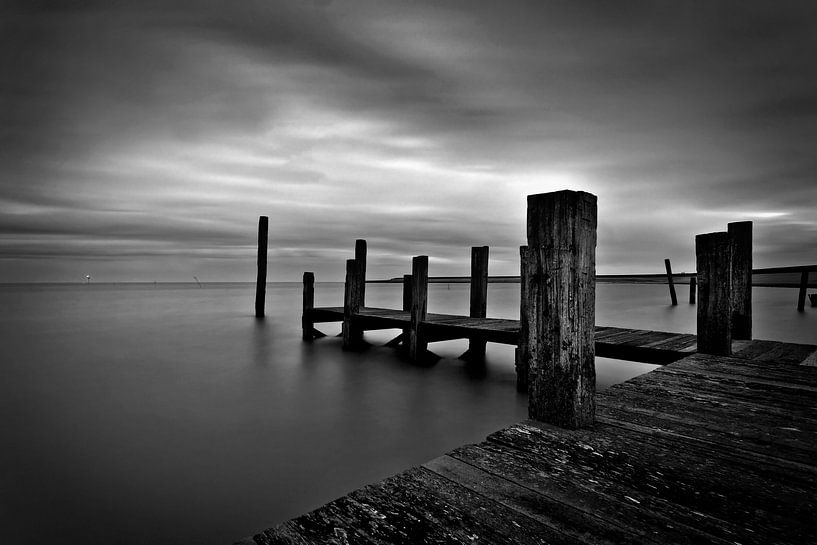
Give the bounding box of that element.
[664,258,678,306]
[254,216,268,318]
[810,293,817,307]
[385,274,413,348]
[798,270,809,311]
[342,259,364,349]
[728,221,752,339]
[355,239,367,307]
[696,232,732,355]
[524,190,597,429]
[466,246,489,361]
[516,245,530,393]
[409,256,429,362]
[689,276,697,304]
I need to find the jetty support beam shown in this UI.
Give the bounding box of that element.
[689,276,697,304]
[696,232,732,355]
[664,258,678,306]
[255,215,268,318]
[409,256,429,362]
[728,221,752,339]
[525,190,597,429]
[384,274,411,348]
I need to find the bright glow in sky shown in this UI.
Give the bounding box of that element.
[2,1,816,282]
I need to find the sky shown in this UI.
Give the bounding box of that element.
[1,0,816,282]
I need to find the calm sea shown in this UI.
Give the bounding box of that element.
[1,282,814,545]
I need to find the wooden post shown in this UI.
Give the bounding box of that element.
[797,270,809,311]
[516,245,530,393]
[402,274,412,313]
[302,272,315,341]
[689,276,697,304]
[728,221,752,339]
[255,216,268,318]
[355,239,367,308]
[342,259,363,349]
[664,258,678,306]
[696,232,732,356]
[467,246,489,361]
[525,190,597,429]
[409,256,428,362]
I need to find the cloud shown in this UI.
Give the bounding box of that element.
[1,0,816,281]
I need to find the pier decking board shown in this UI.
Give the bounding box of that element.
[307,306,817,364]
[247,346,817,545]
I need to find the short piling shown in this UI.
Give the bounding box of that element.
[525,190,597,429]
[342,259,364,349]
[466,246,489,361]
[696,232,732,355]
[664,258,678,306]
[255,216,269,318]
[728,221,752,339]
[409,256,429,362]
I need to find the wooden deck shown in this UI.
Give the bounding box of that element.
[243,341,817,545]
[308,306,817,364]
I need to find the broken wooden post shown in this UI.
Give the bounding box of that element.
[798,270,809,312]
[525,190,597,429]
[355,239,367,307]
[664,258,678,306]
[255,215,268,318]
[409,256,428,362]
[728,221,752,339]
[466,246,489,361]
[342,259,363,349]
[516,245,530,393]
[696,232,732,355]
[689,276,697,304]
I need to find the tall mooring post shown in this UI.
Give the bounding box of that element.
[466,246,489,361]
[797,270,810,312]
[689,276,697,304]
[302,272,316,340]
[355,239,367,308]
[342,259,364,349]
[664,258,678,306]
[696,232,732,355]
[524,190,597,429]
[255,215,269,318]
[409,256,429,362]
[728,221,752,339]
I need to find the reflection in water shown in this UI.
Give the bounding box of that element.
[0,282,813,545]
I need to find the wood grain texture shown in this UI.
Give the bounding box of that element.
[696,231,732,355]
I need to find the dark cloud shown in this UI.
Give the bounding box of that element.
[1,0,816,281]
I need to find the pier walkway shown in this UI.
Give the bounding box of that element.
[308,305,815,364]
[244,341,817,545]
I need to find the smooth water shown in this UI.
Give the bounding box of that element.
[1,282,814,545]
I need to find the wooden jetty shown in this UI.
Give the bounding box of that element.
[240,190,817,544]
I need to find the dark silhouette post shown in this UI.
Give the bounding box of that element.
[728,221,752,339]
[798,271,809,312]
[342,259,363,349]
[355,239,367,307]
[516,245,530,393]
[696,232,732,355]
[255,216,268,318]
[689,276,697,304]
[409,256,429,362]
[525,190,597,429]
[466,246,489,361]
[664,259,678,306]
